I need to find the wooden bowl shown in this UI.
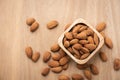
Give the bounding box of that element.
[58,18,104,64]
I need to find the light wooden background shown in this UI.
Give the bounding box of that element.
[0,0,120,80]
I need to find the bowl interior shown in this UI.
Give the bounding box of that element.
[58,18,104,64]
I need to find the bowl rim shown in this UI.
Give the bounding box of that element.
[58,18,104,64]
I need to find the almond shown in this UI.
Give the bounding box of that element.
[30,21,39,32]
[90,64,99,75]
[77,32,87,40]
[43,51,51,62]
[99,51,107,62]
[87,36,94,44]
[100,31,105,38]
[76,63,89,70]
[93,33,99,46]
[65,32,73,40]
[47,20,58,29]
[114,58,120,71]
[70,39,79,45]
[79,25,87,32]
[67,47,74,55]
[80,47,89,53]
[51,44,60,52]
[26,18,35,25]
[58,75,70,80]
[72,43,82,50]
[64,23,71,31]
[96,22,106,32]
[84,44,96,52]
[72,32,78,38]
[51,66,62,73]
[62,63,69,70]
[105,36,113,49]
[72,47,81,57]
[64,41,70,48]
[72,74,84,80]
[25,46,33,58]
[48,60,59,67]
[74,54,81,59]
[72,24,81,33]
[59,49,66,57]
[32,52,40,62]
[59,56,69,65]
[84,69,92,80]
[85,28,94,36]
[52,53,61,61]
[79,40,89,45]
[41,67,50,76]
[80,53,90,60]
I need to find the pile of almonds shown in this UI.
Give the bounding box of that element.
[25,18,120,80]
[63,23,99,60]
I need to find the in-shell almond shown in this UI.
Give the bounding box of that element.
[26,18,35,25]
[90,64,99,75]
[84,69,92,80]
[32,52,40,62]
[105,36,113,49]
[99,51,107,62]
[65,32,73,40]
[114,58,120,71]
[96,22,106,32]
[52,53,61,61]
[72,74,84,80]
[76,32,87,40]
[59,56,69,65]
[51,66,62,73]
[58,75,70,80]
[30,21,39,32]
[25,46,33,58]
[84,44,96,52]
[48,60,59,67]
[41,67,50,76]
[51,44,60,52]
[47,20,58,29]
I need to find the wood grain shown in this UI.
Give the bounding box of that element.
[0,0,120,80]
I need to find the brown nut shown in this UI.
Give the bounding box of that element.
[58,74,70,80]
[47,20,58,29]
[90,64,99,75]
[96,22,106,32]
[99,51,107,62]
[52,53,61,61]
[59,56,69,65]
[70,39,79,45]
[114,58,120,71]
[43,51,51,62]
[30,21,39,32]
[25,46,33,58]
[32,52,40,62]
[62,63,69,70]
[65,32,73,40]
[80,53,90,60]
[48,60,59,67]
[76,63,89,70]
[64,41,70,48]
[93,33,99,46]
[51,44,60,52]
[84,44,96,52]
[41,67,50,76]
[76,32,87,40]
[72,43,82,50]
[105,36,113,49]
[51,66,62,73]
[72,74,84,80]
[26,18,35,25]
[59,49,66,57]
[84,69,92,80]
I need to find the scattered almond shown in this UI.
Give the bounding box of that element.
[47,20,58,29]
[114,58,120,71]
[58,75,70,80]
[51,44,60,52]
[99,51,107,62]
[59,56,69,65]
[72,74,84,80]
[51,66,62,73]
[96,22,106,32]
[52,53,61,61]
[84,69,92,80]
[48,60,59,67]
[26,18,35,25]
[105,36,113,49]
[43,51,51,62]
[32,52,40,62]
[90,64,99,75]
[76,63,89,70]
[41,67,50,76]
[59,49,66,57]
[30,21,39,32]
[25,46,33,58]
[62,63,69,70]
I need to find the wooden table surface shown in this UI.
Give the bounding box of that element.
[0,0,120,80]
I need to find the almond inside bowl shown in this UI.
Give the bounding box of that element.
[58,18,104,64]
